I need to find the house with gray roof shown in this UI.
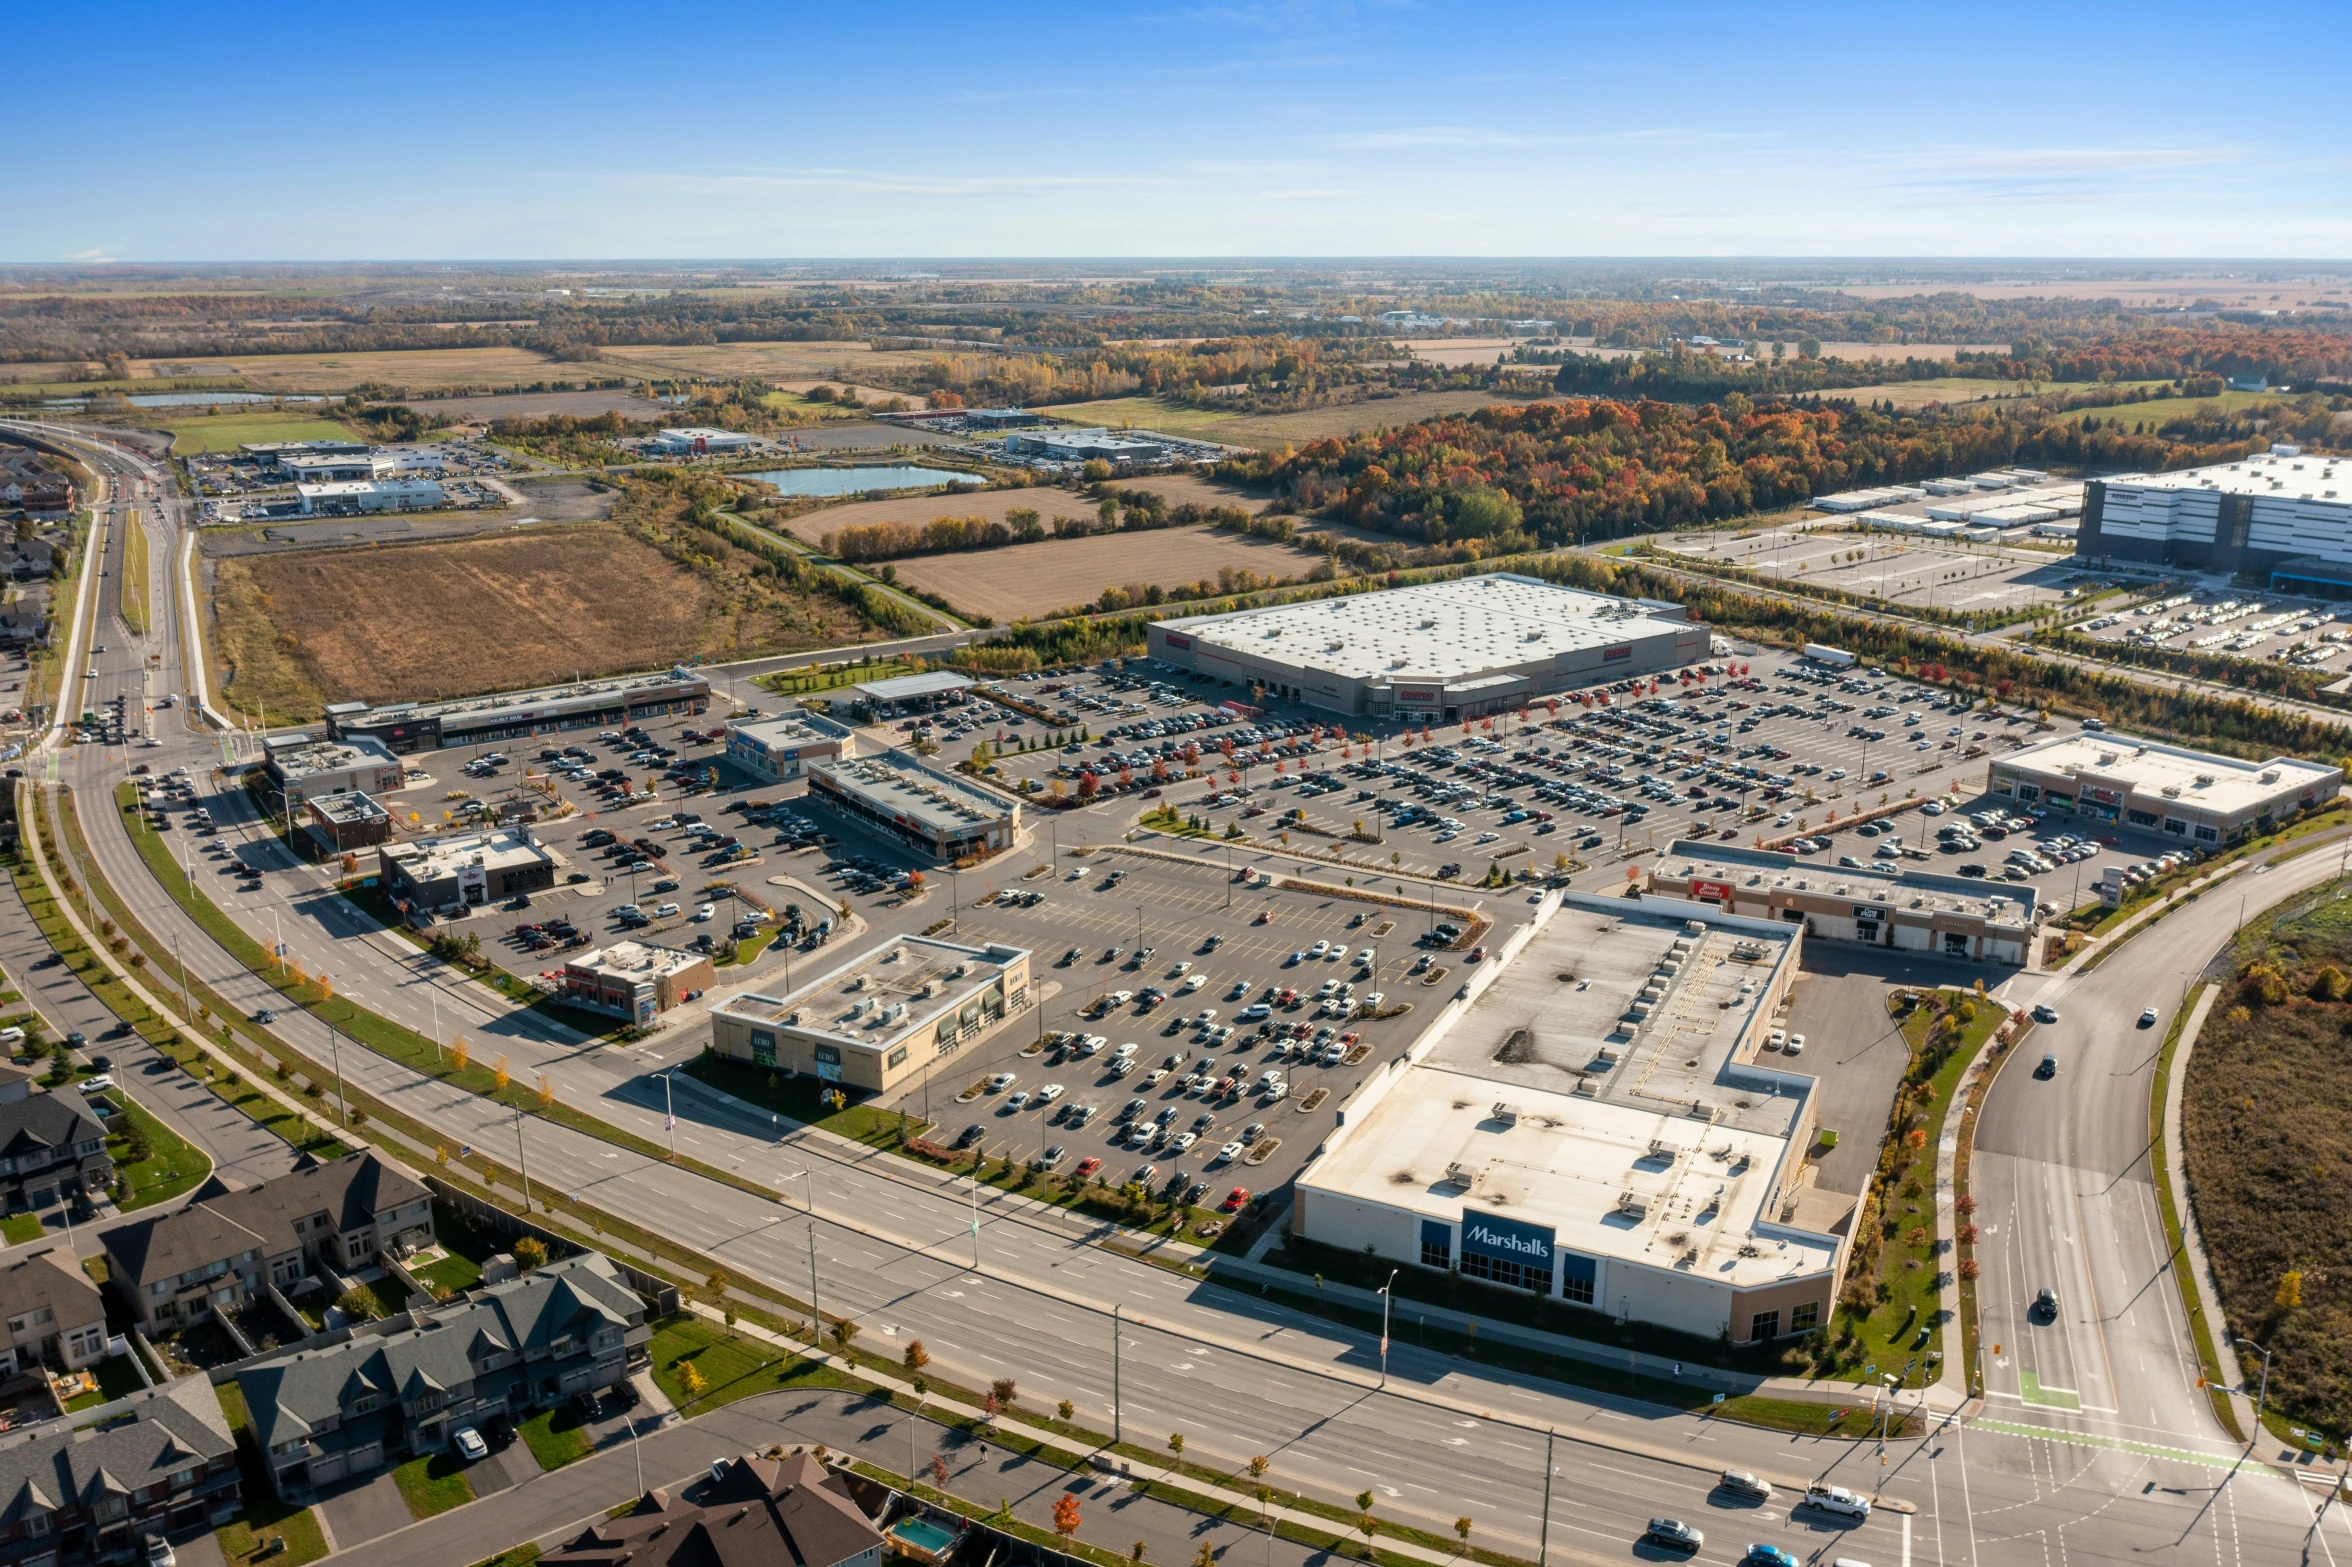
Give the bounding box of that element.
[0,1091,109,1216]
[543,1449,885,1567]
[0,1249,107,1377]
[236,1251,649,1498]
[0,1375,239,1564]
[103,1152,432,1333]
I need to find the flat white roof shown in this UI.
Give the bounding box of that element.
[716,935,1024,1056]
[347,667,709,728]
[1997,732,2340,815]
[294,479,442,498]
[1154,574,1692,685]
[848,670,974,702]
[1302,896,1831,1289]
[269,734,399,781]
[566,939,705,982]
[1654,840,2037,924]
[2104,448,2347,505]
[383,824,552,879]
[809,751,1013,834]
[728,711,851,749]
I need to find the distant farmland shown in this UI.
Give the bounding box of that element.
[1036,389,1550,449]
[890,528,1333,623]
[777,471,1257,549]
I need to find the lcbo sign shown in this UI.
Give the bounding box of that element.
[1460,1208,1554,1266]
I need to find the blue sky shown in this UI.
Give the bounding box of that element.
[14,0,2348,261]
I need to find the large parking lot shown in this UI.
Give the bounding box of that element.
[885,843,1511,1202]
[2071,585,2352,675]
[1660,526,2095,615]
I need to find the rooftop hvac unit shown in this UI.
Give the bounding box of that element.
[2262,769,2281,783]
[2161,784,2181,797]
[1615,1190,1649,1217]
[1443,1161,1474,1188]
[2197,773,2216,786]
[1491,1102,1522,1126]
[1646,1136,1673,1159]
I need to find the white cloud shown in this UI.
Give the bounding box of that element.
[63,247,115,262]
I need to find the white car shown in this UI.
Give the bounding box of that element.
[692,903,715,921]
[1215,1141,1244,1164]
[1171,960,1193,976]
[454,1427,489,1462]
[653,902,680,917]
[1784,1033,1806,1056]
[1005,1090,1033,1110]
[81,1073,114,1094]
[1239,1002,1271,1021]
[1081,1035,1109,1055]
[1180,974,1207,993]
[1308,939,1329,959]
[1037,1083,1066,1103]
[987,1072,1017,1092]
[1169,1131,1199,1153]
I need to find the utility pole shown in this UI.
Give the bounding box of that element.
[807,1221,822,1348]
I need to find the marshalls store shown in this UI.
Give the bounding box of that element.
[1294,892,1843,1345]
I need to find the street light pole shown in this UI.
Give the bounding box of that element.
[1378,1269,1398,1387]
[513,1107,532,1210]
[661,1072,677,1157]
[328,1026,347,1128]
[1112,1302,1122,1446]
[1536,1427,1554,1567]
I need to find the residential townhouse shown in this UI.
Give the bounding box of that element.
[544,1449,886,1567]
[0,1376,240,1566]
[0,1251,107,1377]
[0,1093,111,1216]
[237,1251,651,1497]
[102,1153,433,1333]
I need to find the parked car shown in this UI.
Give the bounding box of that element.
[454,1427,489,1462]
[1642,1518,1703,1553]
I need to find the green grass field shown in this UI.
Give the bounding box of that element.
[650,1315,815,1416]
[391,1452,475,1520]
[102,1087,212,1210]
[119,513,151,635]
[149,410,363,455]
[2059,387,2311,426]
[0,1212,43,1245]
[1031,396,1241,432]
[518,1407,592,1471]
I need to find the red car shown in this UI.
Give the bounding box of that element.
[1073,1156,1102,1180]
[1467,946,1487,962]
[1219,1187,1250,1213]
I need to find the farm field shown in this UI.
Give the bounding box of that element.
[596,340,937,383]
[210,521,875,717]
[890,526,1334,622]
[2055,387,2318,425]
[148,408,365,454]
[774,472,1257,548]
[194,347,581,393]
[1828,377,2133,409]
[1033,389,1540,449]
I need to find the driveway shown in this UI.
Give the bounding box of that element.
[318,1468,413,1549]
[472,1440,541,1496]
[1781,944,1993,1195]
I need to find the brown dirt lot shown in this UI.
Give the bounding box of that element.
[213,522,872,716]
[775,473,1261,548]
[190,347,581,393]
[890,529,1333,623]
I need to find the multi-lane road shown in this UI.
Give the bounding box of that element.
[9,417,2351,1565]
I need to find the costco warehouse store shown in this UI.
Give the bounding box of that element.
[1146,574,1708,722]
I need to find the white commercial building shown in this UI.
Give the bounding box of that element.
[264,734,406,805]
[295,478,445,516]
[1294,893,1841,1345]
[1147,573,1708,721]
[804,751,1020,860]
[1002,428,1170,465]
[725,709,857,784]
[2075,445,2352,589]
[1648,841,2036,965]
[1987,732,2340,846]
[279,453,396,484]
[709,935,1033,1094]
[648,427,759,455]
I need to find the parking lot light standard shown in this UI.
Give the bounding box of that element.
[1377,1269,1398,1387]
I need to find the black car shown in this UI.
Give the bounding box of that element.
[954,1123,986,1148]
[485,1412,517,1448]
[569,1390,601,1421]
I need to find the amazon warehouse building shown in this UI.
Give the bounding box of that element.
[1145,574,1710,723]
[1294,891,1846,1346]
